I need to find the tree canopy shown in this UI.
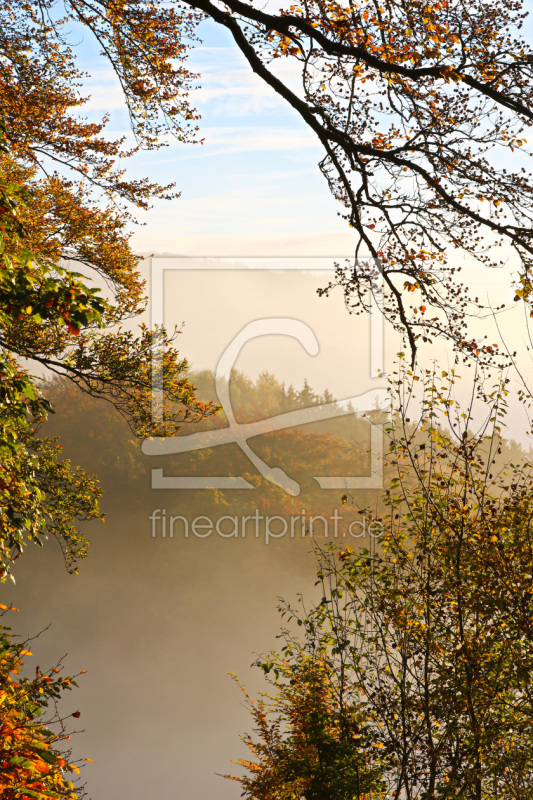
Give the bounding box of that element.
[179,0,533,358]
[230,365,533,798]
[5,0,533,360]
[0,606,88,800]
[0,0,221,576]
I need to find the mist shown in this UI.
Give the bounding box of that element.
[0,368,382,799]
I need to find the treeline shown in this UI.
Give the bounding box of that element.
[40,370,529,546]
[41,370,384,530]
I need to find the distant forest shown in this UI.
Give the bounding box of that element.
[41,371,384,529]
[41,371,528,544]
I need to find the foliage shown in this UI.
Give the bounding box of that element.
[230,362,533,799]
[0,0,220,575]
[0,117,215,579]
[0,0,202,362]
[228,660,387,800]
[180,0,533,359]
[0,606,88,800]
[1,0,201,198]
[0,356,102,580]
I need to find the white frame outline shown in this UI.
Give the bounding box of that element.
[145,256,387,494]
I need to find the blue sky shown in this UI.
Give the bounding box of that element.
[75,18,355,256]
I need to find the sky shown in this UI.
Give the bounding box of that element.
[77,19,355,256]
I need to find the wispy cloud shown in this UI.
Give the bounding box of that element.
[188,45,305,118]
[78,67,126,112]
[166,126,320,161]
[80,44,304,120]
